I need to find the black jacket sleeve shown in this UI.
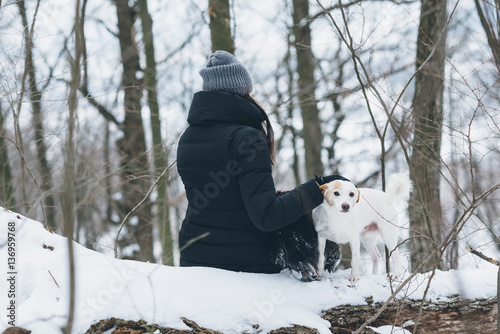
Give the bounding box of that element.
[233,128,324,232]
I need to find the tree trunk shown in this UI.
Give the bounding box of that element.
[208,0,235,53]
[114,0,154,263]
[0,105,15,208]
[326,58,346,174]
[17,0,57,231]
[473,0,500,70]
[291,0,324,177]
[62,1,83,332]
[285,46,302,186]
[137,0,172,265]
[104,122,113,224]
[409,0,448,272]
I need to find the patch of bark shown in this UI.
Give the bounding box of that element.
[84,317,223,334]
[323,296,497,334]
[268,325,319,334]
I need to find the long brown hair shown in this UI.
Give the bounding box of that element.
[245,94,275,165]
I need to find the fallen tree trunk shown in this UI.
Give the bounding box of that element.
[84,297,497,334]
[84,317,223,334]
[323,296,497,333]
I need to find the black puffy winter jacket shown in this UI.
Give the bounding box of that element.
[177,91,324,273]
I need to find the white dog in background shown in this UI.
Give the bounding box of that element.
[313,174,412,282]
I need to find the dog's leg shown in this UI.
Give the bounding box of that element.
[349,238,361,282]
[379,233,402,278]
[380,220,403,279]
[317,236,327,279]
[389,248,402,279]
[362,237,381,275]
[324,240,342,272]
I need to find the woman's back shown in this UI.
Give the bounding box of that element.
[177,91,280,273]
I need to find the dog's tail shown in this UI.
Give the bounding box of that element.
[387,173,413,204]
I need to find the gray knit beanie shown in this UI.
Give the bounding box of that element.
[199,50,253,96]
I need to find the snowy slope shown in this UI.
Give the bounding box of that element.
[0,208,497,334]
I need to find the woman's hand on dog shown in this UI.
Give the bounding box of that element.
[314,174,351,186]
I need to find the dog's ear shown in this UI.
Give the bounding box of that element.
[356,188,361,203]
[319,184,328,194]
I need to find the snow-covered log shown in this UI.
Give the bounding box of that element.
[324,296,497,333]
[83,297,497,334]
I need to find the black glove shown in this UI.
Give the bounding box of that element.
[324,240,342,273]
[314,174,351,186]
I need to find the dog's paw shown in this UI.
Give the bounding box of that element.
[348,274,360,283]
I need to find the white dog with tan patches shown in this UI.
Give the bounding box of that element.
[312,174,412,282]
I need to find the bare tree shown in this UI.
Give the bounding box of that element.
[0,104,14,208]
[16,0,57,230]
[113,0,154,262]
[137,0,172,265]
[62,0,84,331]
[272,41,302,186]
[208,0,235,53]
[472,0,500,256]
[474,0,500,71]
[408,0,448,272]
[291,0,324,177]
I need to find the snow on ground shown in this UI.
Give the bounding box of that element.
[0,208,497,334]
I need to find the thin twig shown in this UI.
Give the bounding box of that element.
[114,160,176,258]
[316,0,460,170]
[466,246,500,266]
[180,232,210,252]
[48,270,60,288]
[412,268,437,333]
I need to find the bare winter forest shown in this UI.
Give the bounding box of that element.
[0,0,499,303]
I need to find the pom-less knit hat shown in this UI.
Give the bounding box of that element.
[199,50,253,96]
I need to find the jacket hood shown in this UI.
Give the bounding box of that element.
[187,91,265,129]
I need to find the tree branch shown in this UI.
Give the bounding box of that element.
[466,246,500,266]
[79,86,122,128]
